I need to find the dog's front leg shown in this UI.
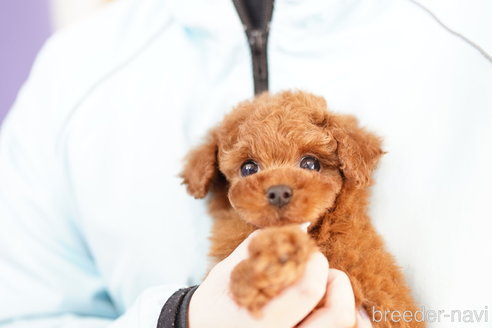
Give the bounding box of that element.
[229,225,316,316]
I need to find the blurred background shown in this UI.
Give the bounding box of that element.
[0,0,108,123]
[0,0,490,124]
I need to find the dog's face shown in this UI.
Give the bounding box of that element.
[182,91,383,228]
[217,97,343,228]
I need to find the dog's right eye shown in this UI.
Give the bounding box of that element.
[240,160,259,177]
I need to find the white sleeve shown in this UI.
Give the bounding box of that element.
[0,37,183,328]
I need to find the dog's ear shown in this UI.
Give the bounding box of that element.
[329,114,384,187]
[181,131,219,198]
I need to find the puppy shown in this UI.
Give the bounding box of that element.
[182,91,424,328]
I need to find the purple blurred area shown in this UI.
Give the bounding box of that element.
[0,0,52,123]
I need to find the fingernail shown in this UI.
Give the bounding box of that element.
[359,308,370,321]
[299,222,310,232]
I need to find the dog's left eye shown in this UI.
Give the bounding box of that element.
[240,160,259,177]
[300,156,320,171]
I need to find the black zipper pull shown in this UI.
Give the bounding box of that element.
[233,0,274,95]
[249,30,268,94]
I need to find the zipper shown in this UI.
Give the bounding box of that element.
[232,0,274,95]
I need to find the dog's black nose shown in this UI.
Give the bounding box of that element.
[266,185,293,208]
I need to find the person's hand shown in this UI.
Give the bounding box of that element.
[188,231,329,328]
[298,269,373,328]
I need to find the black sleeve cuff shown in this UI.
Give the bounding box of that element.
[157,285,199,328]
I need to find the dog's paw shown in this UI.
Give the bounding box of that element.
[230,225,316,316]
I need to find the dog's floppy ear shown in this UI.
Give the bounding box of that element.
[181,131,218,198]
[329,114,384,188]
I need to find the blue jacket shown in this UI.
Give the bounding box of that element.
[1,0,491,327]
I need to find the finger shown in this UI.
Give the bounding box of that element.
[260,252,329,328]
[298,269,357,328]
[324,269,356,311]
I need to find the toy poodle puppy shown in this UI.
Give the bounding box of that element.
[181,91,424,328]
